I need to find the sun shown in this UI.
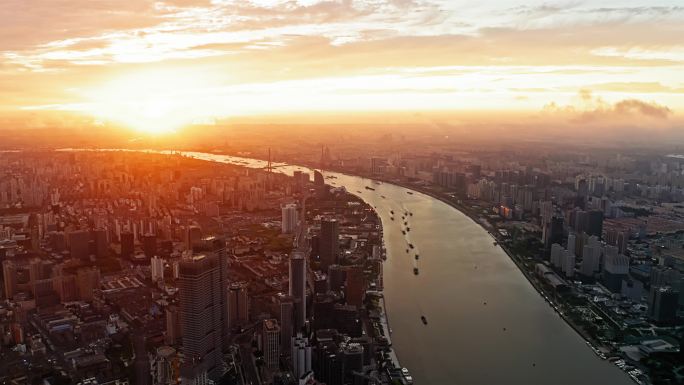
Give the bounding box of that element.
[80,69,211,135]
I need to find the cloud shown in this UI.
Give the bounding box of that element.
[543,90,673,123]
[614,99,671,118]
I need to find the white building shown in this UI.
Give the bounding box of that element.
[291,332,312,380]
[550,243,564,268]
[281,203,299,234]
[151,255,164,282]
[561,250,575,278]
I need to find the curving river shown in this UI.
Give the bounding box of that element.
[73,149,632,384]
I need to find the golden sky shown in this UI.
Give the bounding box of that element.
[1,0,683,134]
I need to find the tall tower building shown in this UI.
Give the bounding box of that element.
[289,251,307,332]
[227,282,249,329]
[193,237,229,348]
[319,218,339,270]
[281,203,299,234]
[178,252,225,381]
[279,295,294,354]
[260,319,281,369]
[120,231,134,259]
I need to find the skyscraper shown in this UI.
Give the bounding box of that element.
[281,203,299,234]
[319,218,339,270]
[261,319,281,369]
[227,282,249,329]
[143,233,157,258]
[289,251,307,331]
[279,295,294,354]
[587,210,604,239]
[120,231,134,259]
[178,252,225,381]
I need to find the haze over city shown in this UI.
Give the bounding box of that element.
[1,0,683,143]
[2,2,684,385]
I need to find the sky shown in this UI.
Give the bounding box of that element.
[1,0,683,136]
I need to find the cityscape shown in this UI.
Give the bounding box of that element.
[1,1,684,385]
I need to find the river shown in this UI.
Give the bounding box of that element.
[70,149,633,384]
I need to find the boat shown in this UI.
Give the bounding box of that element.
[406,249,409,253]
[408,243,414,249]
[407,191,413,195]
[413,267,419,275]
[421,316,428,325]
[365,186,375,191]
[356,190,362,193]
[390,210,394,215]
[409,212,413,216]
[401,230,406,235]
[390,217,394,221]
[415,254,419,260]
[406,227,410,232]
[381,195,386,199]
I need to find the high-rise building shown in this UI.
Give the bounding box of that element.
[289,251,307,331]
[543,217,564,257]
[227,282,249,329]
[150,346,178,385]
[186,226,202,251]
[151,255,165,283]
[587,210,604,239]
[561,250,575,278]
[76,267,100,301]
[567,233,576,256]
[603,246,629,293]
[193,236,229,348]
[341,343,364,384]
[260,319,281,369]
[281,203,299,234]
[165,305,182,345]
[68,229,90,260]
[319,218,339,270]
[313,171,324,186]
[550,243,564,268]
[648,286,679,323]
[93,228,108,258]
[345,266,365,308]
[580,242,601,278]
[121,231,134,259]
[291,332,312,380]
[279,295,294,354]
[178,252,226,381]
[143,233,157,259]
